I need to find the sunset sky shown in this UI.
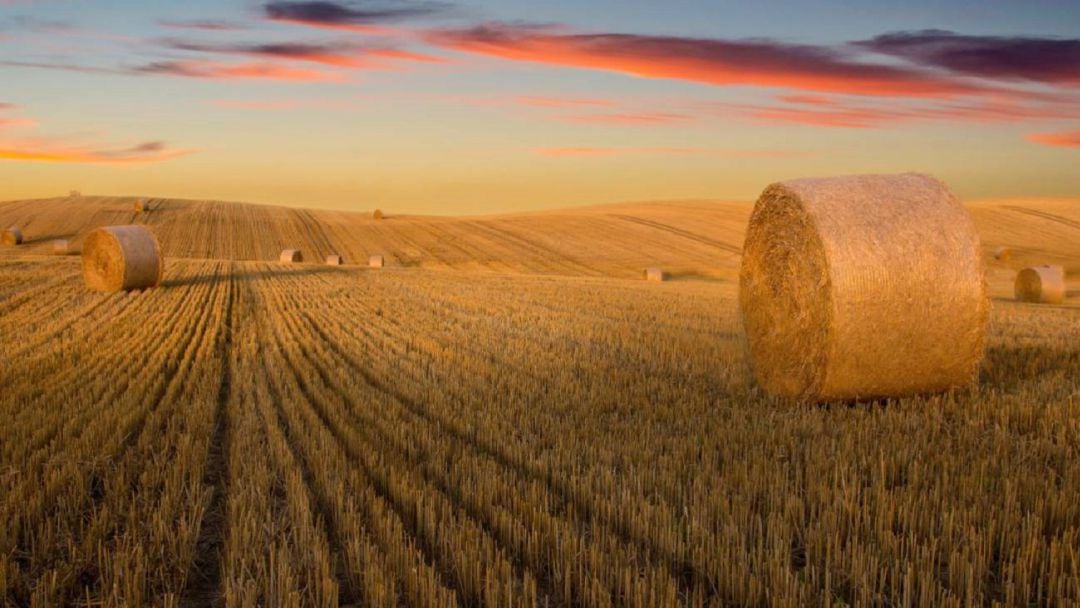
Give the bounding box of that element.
[1,0,1078,214]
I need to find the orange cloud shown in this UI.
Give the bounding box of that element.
[515,95,616,108]
[136,60,344,82]
[1026,130,1080,148]
[428,23,998,98]
[0,138,192,164]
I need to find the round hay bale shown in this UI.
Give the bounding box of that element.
[325,254,344,265]
[53,239,70,255]
[644,267,666,282]
[1015,265,1065,304]
[134,198,148,213]
[368,254,384,268]
[2,226,23,246]
[739,173,987,402]
[372,209,384,220]
[279,249,302,263]
[82,225,162,293]
[992,246,1011,261]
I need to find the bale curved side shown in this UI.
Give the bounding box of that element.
[644,268,666,282]
[740,173,988,401]
[2,227,23,246]
[82,225,162,292]
[280,249,302,263]
[1015,266,1065,304]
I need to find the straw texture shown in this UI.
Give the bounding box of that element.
[53,239,70,255]
[369,255,384,268]
[280,249,303,263]
[1015,265,1065,304]
[739,173,988,401]
[644,268,667,282]
[2,226,22,246]
[82,225,163,293]
[325,254,344,265]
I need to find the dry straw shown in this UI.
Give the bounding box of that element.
[53,239,70,255]
[325,254,344,265]
[644,268,667,282]
[739,173,988,401]
[280,249,303,263]
[373,209,384,220]
[369,254,384,268]
[1015,265,1065,304]
[82,225,162,293]
[2,226,22,246]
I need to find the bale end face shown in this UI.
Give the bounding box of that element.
[2,227,23,246]
[53,239,70,255]
[279,249,302,263]
[82,225,162,293]
[1015,265,1065,304]
[369,255,384,268]
[739,172,988,402]
[325,254,344,266]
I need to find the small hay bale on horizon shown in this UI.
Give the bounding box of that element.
[53,239,70,255]
[2,226,23,246]
[82,225,162,293]
[134,198,149,213]
[739,172,987,402]
[279,249,303,263]
[325,254,344,265]
[69,190,81,198]
[369,254,384,268]
[644,267,667,282]
[993,246,1011,261]
[373,209,384,220]
[1015,265,1065,304]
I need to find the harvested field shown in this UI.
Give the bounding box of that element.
[0,195,1078,607]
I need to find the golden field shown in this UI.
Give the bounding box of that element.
[0,194,1077,607]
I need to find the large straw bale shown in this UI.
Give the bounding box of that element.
[739,173,987,401]
[644,267,667,282]
[2,226,22,246]
[369,254,384,268]
[82,225,162,292]
[1015,265,1065,304]
[280,249,302,263]
[325,254,344,265]
[53,239,70,255]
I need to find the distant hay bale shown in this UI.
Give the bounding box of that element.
[53,239,70,255]
[2,226,22,246]
[739,173,988,402]
[134,198,148,212]
[82,225,162,293]
[325,254,344,265]
[372,209,384,220]
[644,267,667,282]
[1015,265,1065,304]
[369,254,384,268]
[279,249,303,263]
[993,246,1011,261]
[69,190,81,198]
